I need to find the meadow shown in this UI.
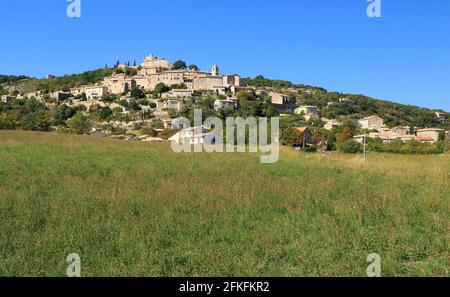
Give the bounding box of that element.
[0,130,448,276]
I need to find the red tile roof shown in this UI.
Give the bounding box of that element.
[417,136,435,141]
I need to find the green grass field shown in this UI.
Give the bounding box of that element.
[0,130,448,276]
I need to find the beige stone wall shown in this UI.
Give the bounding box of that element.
[416,130,440,142]
[69,87,84,97]
[103,74,136,94]
[324,122,338,130]
[368,116,384,127]
[295,106,318,115]
[85,86,108,100]
[191,76,224,91]
[271,93,291,105]
[223,75,245,87]
[103,74,127,94]
[98,57,244,93]
[150,71,185,87]
[141,55,172,71]
[192,77,208,90]
[157,100,186,112]
[133,76,151,90]
[391,126,410,135]
[185,70,210,79]
[359,116,384,129]
[206,76,224,90]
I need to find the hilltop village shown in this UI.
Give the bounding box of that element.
[0,54,449,154]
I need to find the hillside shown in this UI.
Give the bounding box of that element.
[0,69,113,95]
[0,131,448,276]
[247,75,449,129]
[1,71,448,131]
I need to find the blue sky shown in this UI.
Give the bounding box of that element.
[0,0,449,111]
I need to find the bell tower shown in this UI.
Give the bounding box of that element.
[211,64,219,76]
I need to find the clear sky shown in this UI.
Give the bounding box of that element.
[1,0,449,111]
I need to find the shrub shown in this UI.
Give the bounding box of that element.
[131,87,145,99]
[304,145,318,153]
[67,113,92,134]
[366,139,445,155]
[141,126,158,137]
[99,107,113,120]
[339,139,361,153]
[159,129,178,140]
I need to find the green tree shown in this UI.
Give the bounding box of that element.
[264,105,277,117]
[339,139,361,153]
[336,119,357,145]
[326,130,337,151]
[124,67,138,76]
[188,64,199,71]
[35,110,52,131]
[128,100,141,111]
[102,94,117,103]
[21,110,52,131]
[154,83,169,96]
[236,90,255,101]
[67,112,92,134]
[130,87,145,99]
[171,83,187,89]
[99,107,113,120]
[114,68,124,74]
[52,104,75,126]
[172,60,187,70]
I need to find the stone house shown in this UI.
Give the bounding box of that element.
[214,99,237,111]
[69,87,84,97]
[435,112,446,124]
[1,95,15,103]
[358,115,384,130]
[168,126,213,145]
[156,100,186,112]
[51,91,71,101]
[103,74,136,95]
[295,106,319,116]
[84,86,108,100]
[323,119,341,130]
[270,92,291,105]
[416,128,445,143]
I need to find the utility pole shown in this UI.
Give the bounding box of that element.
[363,133,367,162]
